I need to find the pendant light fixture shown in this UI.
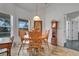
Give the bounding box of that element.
[33,4,41,21]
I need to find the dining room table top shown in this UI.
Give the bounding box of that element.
[23,30,47,40]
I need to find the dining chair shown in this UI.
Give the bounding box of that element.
[19,30,26,42]
[18,30,29,55]
[42,30,50,48]
[28,30,42,54]
[0,36,14,56]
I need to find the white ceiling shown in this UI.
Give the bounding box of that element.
[14,3,50,13]
[14,3,36,12]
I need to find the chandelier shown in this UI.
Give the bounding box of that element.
[33,4,41,21]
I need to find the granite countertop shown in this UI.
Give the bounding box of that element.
[0,37,11,44]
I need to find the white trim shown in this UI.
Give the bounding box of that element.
[10,15,13,37]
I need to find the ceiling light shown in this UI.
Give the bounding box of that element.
[33,16,41,21]
[33,4,41,21]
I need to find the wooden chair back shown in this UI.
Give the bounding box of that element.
[29,30,42,48]
[43,30,50,43]
[29,30,42,42]
[19,30,26,42]
[46,30,50,40]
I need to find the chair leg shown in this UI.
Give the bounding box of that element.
[27,47,33,56]
[7,49,11,56]
[7,51,9,56]
[47,42,49,48]
[18,44,22,56]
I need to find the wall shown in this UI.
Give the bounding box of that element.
[45,3,79,46]
[1,3,79,46]
[0,3,34,44]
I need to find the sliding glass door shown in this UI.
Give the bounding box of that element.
[65,19,78,40]
[65,14,79,51]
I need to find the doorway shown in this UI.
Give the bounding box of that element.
[64,11,79,51]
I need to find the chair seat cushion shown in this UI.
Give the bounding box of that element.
[0,48,7,53]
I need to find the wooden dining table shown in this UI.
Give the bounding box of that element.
[0,37,12,56]
[26,30,47,53]
[24,30,47,45]
[18,30,47,55]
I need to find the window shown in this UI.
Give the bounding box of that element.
[18,19,28,30]
[0,13,11,37]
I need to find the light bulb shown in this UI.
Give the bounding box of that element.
[33,16,41,21]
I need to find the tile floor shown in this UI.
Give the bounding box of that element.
[12,43,79,56]
[0,43,79,56]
